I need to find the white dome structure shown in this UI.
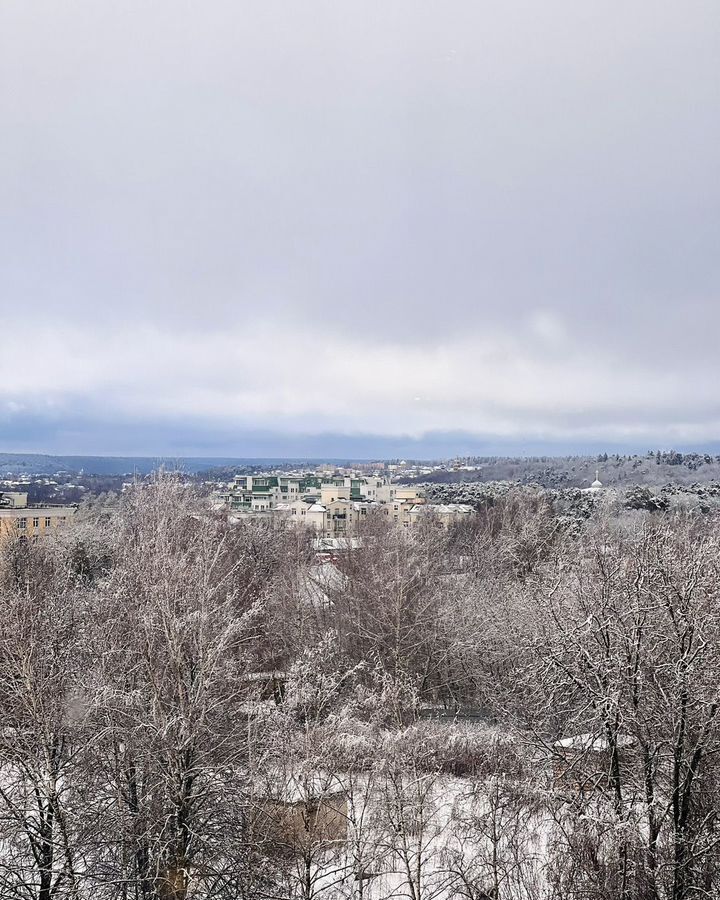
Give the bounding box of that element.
[590,469,603,491]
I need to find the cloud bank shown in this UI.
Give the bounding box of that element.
[2,316,719,455]
[1,1,718,455]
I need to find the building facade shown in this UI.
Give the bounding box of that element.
[215,469,471,535]
[0,492,76,540]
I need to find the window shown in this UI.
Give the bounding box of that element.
[18,518,27,529]
[59,517,66,524]
[33,517,39,528]
[45,517,51,527]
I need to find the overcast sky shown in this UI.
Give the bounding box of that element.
[1,1,719,457]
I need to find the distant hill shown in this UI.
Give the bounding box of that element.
[0,453,368,476]
[5,448,720,482]
[409,451,720,489]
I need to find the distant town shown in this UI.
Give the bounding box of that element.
[6,449,720,543]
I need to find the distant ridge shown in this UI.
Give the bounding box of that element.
[0,453,371,476]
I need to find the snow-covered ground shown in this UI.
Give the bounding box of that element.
[275,770,553,900]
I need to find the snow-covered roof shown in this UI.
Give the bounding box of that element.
[298,562,347,606]
[313,537,362,551]
[415,503,474,515]
[309,561,346,587]
[554,732,634,752]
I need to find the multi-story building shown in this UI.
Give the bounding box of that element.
[217,475,307,511]
[278,497,472,535]
[216,471,397,512]
[382,498,415,528]
[0,492,76,540]
[215,468,468,534]
[278,498,375,538]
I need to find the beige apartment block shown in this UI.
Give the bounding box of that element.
[394,486,425,502]
[0,492,76,540]
[319,484,351,504]
[279,498,374,537]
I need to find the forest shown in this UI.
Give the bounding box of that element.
[1,476,719,900]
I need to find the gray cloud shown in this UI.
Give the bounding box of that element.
[1,1,718,454]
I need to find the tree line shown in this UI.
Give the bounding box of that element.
[1,477,719,899]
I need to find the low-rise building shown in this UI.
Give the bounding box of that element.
[408,502,474,528]
[0,492,76,540]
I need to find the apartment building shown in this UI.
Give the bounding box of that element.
[278,498,374,538]
[216,471,397,512]
[215,469,468,535]
[285,497,472,535]
[217,475,306,511]
[382,497,415,527]
[0,492,76,539]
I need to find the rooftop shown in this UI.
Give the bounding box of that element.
[554,732,634,752]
